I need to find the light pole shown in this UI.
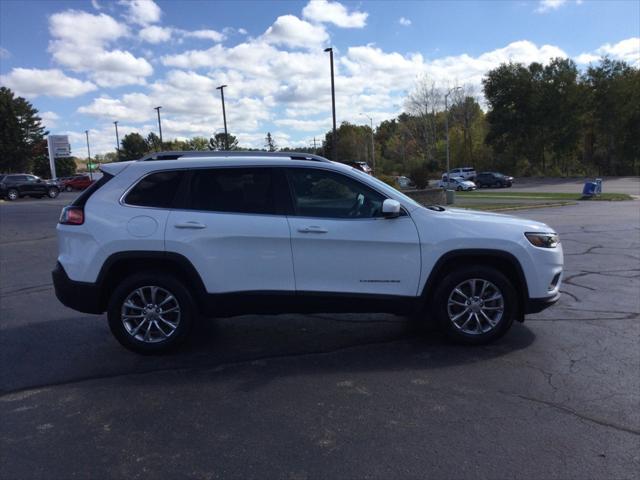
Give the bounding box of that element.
[216,85,228,150]
[113,121,120,158]
[444,86,462,188]
[85,129,93,181]
[361,113,375,175]
[154,106,163,151]
[324,47,337,161]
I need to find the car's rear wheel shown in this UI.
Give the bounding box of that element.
[47,187,59,198]
[107,273,196,354]
[65,185,73,192]
[6,189,19,201]
[433,266,517,344]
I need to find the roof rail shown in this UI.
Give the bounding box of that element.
[137,151,330,162]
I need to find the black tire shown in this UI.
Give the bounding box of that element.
[456,186,462,191]
[6,189,19,201]
[107,272,196,354]
[65,185,73,192]
[432,266,517,345]
[47,187,59,198]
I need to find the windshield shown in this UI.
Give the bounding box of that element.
[349,167,422,208]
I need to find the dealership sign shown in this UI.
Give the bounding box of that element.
[46,135,71,179]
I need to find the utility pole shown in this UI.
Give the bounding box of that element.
[361,113,375,174]
[324,47,337,161]
[444,86,462,188]
[85,129,93,181]
[154,106,163,151]
[216,85,229,150]
[113,121,120,159]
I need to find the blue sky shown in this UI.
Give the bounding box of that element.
[1,0,639,156]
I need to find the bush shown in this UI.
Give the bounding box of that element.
[375,174,397,187]
[409,164,431,189]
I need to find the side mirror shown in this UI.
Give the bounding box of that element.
[382,199,401,219]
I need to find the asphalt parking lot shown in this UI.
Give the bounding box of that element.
[1,192,639,479]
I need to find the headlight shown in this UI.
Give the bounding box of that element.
[525,232,559,248]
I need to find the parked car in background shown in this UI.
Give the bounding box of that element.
[395,176,415,189]
[346,161,373,175]
[0,174,60,200]
[61,174,94,192]
[475,172,514,188]
[445,167,476,181]
[438,176,477,191]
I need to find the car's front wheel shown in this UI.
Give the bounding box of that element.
[433,266,517,344]
[6,189,19,201]
[47,187,59,198]
[107,273,196,354]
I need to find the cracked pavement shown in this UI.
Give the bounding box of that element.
[1,195,639,479]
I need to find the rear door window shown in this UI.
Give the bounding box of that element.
[187,168,281,215]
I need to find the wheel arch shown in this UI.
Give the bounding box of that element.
[421,249,528,320]
[97,251,208,313]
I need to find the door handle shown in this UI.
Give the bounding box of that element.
[174,221,207,229]
[298,226,328,234]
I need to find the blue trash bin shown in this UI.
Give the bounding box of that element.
[582,181,597,196]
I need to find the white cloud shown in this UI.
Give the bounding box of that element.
[398,17,411,27]
[77,93,155,122]
[0,68,97,98]
[535,0,583,13]
[48,10,153,87]
[274,118,331,131]
[535,0,567,13]
[120,0,161,26]
[302,0,368,28]
[262,15,329,49]
[91,0,101,10]
[139,25,172,43]
[40,111,60,128]
[184,29,226,42]
[0,47,10,59]
[575,37,640,67]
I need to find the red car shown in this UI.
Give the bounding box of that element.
[62,175,94,192]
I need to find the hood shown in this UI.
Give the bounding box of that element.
[416,205,554,233]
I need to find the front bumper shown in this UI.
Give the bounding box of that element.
[524,292,561,314]
[52,262,104,314]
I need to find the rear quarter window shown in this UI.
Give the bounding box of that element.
[125,170,184,209]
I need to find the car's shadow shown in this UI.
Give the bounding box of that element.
[1,309,535,394]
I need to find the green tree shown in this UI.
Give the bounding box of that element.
[32,156,77,178]
[0,87,47,173]
[265,132,277,152]
[146,132,162,152]
[209,132,239,150]
[120,133,149,160]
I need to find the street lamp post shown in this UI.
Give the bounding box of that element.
[361,113,375,175]
[324,47,337,161]
[113,121,120,158]
[85,129,93,181]
[154,106,163,151]
[216,85,229,150]
[444,86,462,188]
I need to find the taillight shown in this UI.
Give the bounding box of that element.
[59,206,84,225]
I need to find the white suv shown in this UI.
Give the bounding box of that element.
[53,152,563,353]
[445,167,476,181]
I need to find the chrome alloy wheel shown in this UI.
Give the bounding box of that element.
[121,286,181,343]
[447,278,504,335]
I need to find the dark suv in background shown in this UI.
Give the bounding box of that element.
[475,172,514,188]
[0,174,60,200]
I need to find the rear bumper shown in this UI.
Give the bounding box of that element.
[52,262,104,314]
[524,292,560,314]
